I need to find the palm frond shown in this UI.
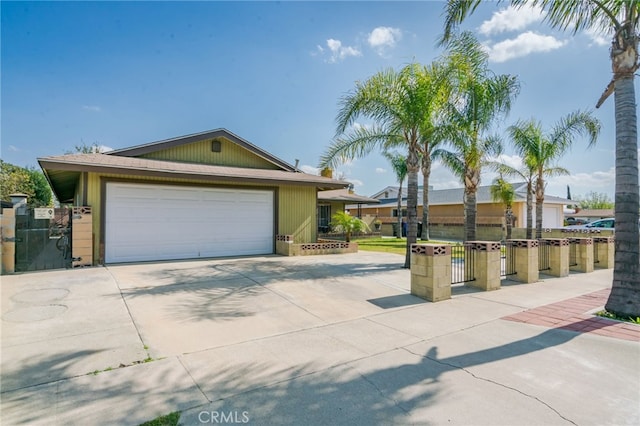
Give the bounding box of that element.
[319,125,402,169]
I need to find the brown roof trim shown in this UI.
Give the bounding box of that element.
[106,128,297,172]
[38,154,347,190]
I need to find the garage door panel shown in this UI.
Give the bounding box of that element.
[105,183,274,263]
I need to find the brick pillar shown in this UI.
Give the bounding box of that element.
[275,235,293,256]
[508,239,539,283]
[467,241,501,291]
[568,237,594,273]
[593,236,614,269]
[72,207,93,267]
[542,238,569,277]
[1,207,16,274]
[410,244,451,302]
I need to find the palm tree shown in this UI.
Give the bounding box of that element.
[383,152,408,239]
[509,112,601,239]
[490,176,515,240]
[320,63,446,268]
[441,0,640,319]
[489,159,537,239]
[330,211,370,242]
[437,32,520,241]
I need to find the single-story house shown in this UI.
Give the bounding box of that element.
[316,189,379,232]
[565,208,614,223]
[38,129,349,264]
[350,182,571,235]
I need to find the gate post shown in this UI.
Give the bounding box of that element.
[1,207,16,274]
[568,237,594,273]
[410,244,451,302]
[72,207,93,267]
[508,239,539,283]
[541,238,569,277]
[466,241,501,291]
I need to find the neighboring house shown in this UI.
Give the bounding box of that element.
[316,189,379,232]
[565,209,615,223]
[38,129,347,264]
[350,182,570,231]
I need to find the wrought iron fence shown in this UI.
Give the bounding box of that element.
[593,241,600,265]
[451,243,476,284]
[501,242,517,278]
[538,239,550,271]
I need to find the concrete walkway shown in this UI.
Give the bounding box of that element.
[1,252,638,425]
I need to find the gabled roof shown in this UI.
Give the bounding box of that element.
[318,189,380,204]
[107,128,297,172]
[350,182,571,209]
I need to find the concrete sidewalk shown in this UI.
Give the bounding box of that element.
[1,252,639,425]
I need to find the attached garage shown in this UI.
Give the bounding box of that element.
[105,183,274,263]
[38,128,348,265]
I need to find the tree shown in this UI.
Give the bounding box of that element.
[383,152,408,239]
[320,63,446,267]
[437,32,520,241]
[490,176,515,240]
[441,0,640,318]
[509,111,600,239]
[330,211,370,242]
[66,142,106,154]
[0,160,52,207]
[577,191,615,209]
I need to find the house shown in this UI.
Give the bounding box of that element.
[565,208,615,224]
[350,183,571,240]
[316,188,379,232]
[38,129,348,264]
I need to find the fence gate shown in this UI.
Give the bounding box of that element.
[15,207,72,272]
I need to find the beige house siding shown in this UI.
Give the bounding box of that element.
[139,138,280,169]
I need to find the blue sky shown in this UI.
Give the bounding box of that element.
[1,1,629,201]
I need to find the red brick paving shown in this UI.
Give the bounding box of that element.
[502,289,640,342]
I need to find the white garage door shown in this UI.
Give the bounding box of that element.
[105,183,274,263]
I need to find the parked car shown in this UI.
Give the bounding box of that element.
[564,218,615,229]
[565,217,589,225]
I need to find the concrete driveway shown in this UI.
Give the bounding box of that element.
[1,252,639,425]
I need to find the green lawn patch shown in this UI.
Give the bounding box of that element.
[354,237,457,255]
[138,411,180,426]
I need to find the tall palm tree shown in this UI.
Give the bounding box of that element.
[509,112,601,239]
[490,176,516,240]
[383,152,408,239]
[441,0,640,320]
[438,32,520,241]
[489,159,537,239]
[320,63,446,268]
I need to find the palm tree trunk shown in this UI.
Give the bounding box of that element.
[526,183,533,239]
[535,176,544,239]
[506,206,513,240]
[421,156,431,240]
[606,75,640,317]
[396,182,403,239]
[463,168,479,241]
[404,150,420,268]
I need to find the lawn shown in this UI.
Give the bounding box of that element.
[354,237,458,255]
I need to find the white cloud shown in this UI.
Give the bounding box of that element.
[375,167,387,174]
[82,105,101,112]
[368,26,402,55]
[300,165,320,175]
[553,168,615,188]
[98,145,113,152]
[346,178,364,187]
[324,38,361,63]
[487,154,525,170]
[479,5,545,36]
[8,145,19,152]
[486,31,566,62]
[584,27,610,47]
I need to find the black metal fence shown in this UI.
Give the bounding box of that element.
[593,242,600,266]
[501,242,517,278]
[538,239,550,271]
[451,243,476,284]
[15,207,72,272]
